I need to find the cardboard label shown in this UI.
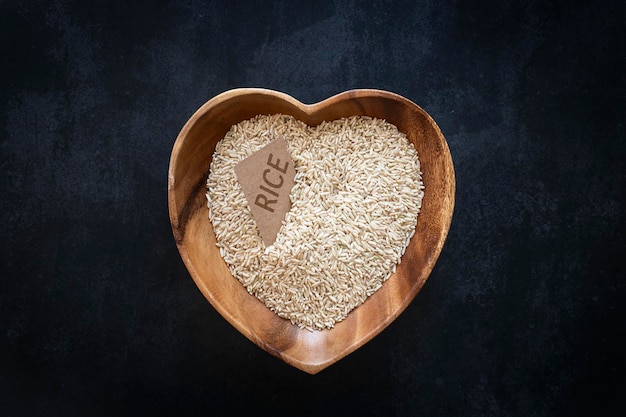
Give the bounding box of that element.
[234,137,296,246]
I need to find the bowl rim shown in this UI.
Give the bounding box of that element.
[168,87,455,374]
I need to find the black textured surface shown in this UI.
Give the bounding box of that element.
[1,1,625,416]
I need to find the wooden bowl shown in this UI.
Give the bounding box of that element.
[168,88,455,374]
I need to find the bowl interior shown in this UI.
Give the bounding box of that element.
[168,88,455,374]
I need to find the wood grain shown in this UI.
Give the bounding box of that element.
[168,88,455,374]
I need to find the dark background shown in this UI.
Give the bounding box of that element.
[1,0,624,415]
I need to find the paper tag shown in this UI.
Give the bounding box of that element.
[234,137,296,246]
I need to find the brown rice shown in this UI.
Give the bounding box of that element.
[206,114,424,331]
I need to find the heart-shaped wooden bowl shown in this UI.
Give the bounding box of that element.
[168,88,455,374]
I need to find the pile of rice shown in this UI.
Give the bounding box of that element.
[206,114,424,331]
